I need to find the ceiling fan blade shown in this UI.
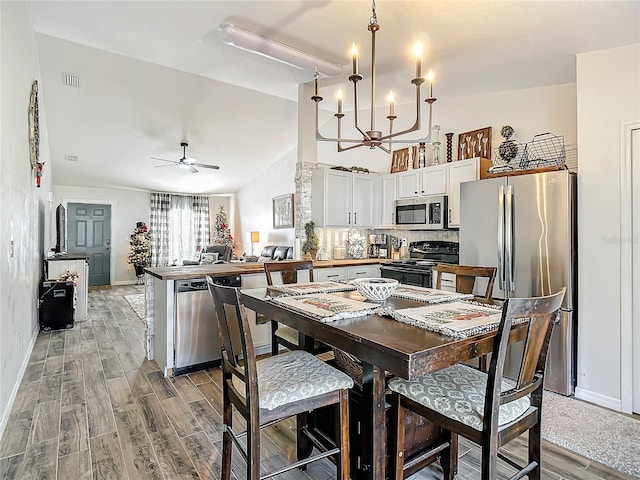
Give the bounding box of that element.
[196,164,220,170]
[189,166,198,173]
[154,164,176,168]
[150,157,176,163]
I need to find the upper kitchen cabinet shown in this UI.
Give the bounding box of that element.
[312,168,376,227]
[379,174,397,227]
[397,165,447,199]
[447,157,491,227]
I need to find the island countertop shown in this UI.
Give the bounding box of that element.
[144,258,390,281]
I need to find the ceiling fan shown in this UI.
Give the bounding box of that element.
[151,142,220,173]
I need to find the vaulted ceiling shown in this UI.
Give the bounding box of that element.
[27,1,640,194]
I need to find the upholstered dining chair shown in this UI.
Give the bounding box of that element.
[206,277,353,480]
[264,260,329,356]
[388,288,566,480]
[432,263,497,301]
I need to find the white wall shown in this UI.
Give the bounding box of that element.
[235,148,297,256]
[53,185,150,284]
[0,0,53,436]
[575,44,640,409]
[316,83,577,173]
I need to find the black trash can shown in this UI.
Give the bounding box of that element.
[39,281,75,331]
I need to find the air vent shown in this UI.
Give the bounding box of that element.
[62,72,81,88]
[65,155,78,162]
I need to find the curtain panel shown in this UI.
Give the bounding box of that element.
[150,193,210,267]
[150,193,171,267]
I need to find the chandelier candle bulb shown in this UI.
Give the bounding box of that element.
[337,88,343,114]
[388,91,395,116]
[351,43,359,75]
[427,70,434,98]
[413,43,423,78]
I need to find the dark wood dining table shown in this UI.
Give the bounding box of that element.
[241,288,526,480]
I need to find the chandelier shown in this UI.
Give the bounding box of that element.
[311,1,436,153]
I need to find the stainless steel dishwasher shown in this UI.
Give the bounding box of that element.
[174,275,241,375]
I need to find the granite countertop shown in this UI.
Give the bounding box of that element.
[144,258,390,281]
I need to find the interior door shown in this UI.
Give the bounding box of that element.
[68,203,111,286]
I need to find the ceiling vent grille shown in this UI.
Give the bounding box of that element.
[65,155,78,162]
[63,72,81,88]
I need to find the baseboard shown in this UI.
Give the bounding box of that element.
[574,387,622,411]
[254,344,272,356]
[112,280,139,286]
[0,329,39,441]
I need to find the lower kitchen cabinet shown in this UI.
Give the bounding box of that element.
[315,264,381,282]
[347,264,381,279]
[315,267,348,282]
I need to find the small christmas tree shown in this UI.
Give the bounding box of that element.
[128,222,151,281]
[212,206,233,247]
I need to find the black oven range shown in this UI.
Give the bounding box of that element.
[380,240,459,288]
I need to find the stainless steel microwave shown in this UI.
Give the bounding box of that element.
[395,195,448,229]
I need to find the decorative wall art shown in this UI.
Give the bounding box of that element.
[29,80,43,187]
[390,147,410,173]
[458,126,492,161]
[273,194,294,229]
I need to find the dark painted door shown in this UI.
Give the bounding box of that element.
[68,203,111,286]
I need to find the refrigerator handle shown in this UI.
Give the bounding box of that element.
[497,185,506,290]
[505,184,515,292]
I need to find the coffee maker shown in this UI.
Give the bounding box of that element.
[368,234,389,258]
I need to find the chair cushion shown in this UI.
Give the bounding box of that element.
[388,364,530,431]
[199,252,219,264]
[232,350,353,411]
[275,325,299,346]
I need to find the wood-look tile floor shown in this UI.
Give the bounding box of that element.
[0,285,635,480]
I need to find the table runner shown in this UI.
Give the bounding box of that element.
[266,281,355,297]
[391,301,505,338]
[390,285,473,304]
[269,292,377,323]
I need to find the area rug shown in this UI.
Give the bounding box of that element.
[124,294,145,321]
[542,391,640,477]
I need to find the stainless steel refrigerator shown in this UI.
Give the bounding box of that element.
[459,169,577,395]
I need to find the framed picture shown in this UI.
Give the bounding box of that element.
[273,194,294,229]
[391,147,410,173]
[458,126,492,161]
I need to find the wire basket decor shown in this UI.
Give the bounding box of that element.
[491,132,566,173]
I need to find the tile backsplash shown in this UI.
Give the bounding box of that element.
[316,227,459,259]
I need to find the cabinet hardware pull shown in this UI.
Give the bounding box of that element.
[348,212,351,224]
[354,212,357,224]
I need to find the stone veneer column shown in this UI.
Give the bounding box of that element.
[294,162,318,259]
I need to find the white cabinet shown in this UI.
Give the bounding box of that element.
[312,169,376,227]
[379,174,397,227]
[422,164,447,196]
[315,267,348,282]
[397,165,447,199]
[437,272,456,292]
[397,170,421,198]
[347,264,381,280]
[447,158,487,227]
[46,256,89,321]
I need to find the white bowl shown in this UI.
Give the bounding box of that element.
[353,278,399,302]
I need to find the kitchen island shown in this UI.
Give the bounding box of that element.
[144,258,388,376]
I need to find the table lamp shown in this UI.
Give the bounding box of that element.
[250,231,260,256]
